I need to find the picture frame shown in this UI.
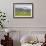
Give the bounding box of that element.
[13,3,33,18]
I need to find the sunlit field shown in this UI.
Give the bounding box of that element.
[15,8,32,17]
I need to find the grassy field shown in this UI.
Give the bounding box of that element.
[15,11,31,16]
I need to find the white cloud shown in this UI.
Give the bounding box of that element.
[15,4,32,9]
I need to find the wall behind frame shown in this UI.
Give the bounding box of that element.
[0,0,46,27]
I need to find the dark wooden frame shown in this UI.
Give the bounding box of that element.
[13,3,33,18]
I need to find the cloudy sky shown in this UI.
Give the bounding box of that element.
[15,4,32,9]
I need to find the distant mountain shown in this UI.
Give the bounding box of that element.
[15,7,31,12]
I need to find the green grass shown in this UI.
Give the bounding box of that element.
[15,11,32,16]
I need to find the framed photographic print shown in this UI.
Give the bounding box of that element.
[13,3,33,18]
